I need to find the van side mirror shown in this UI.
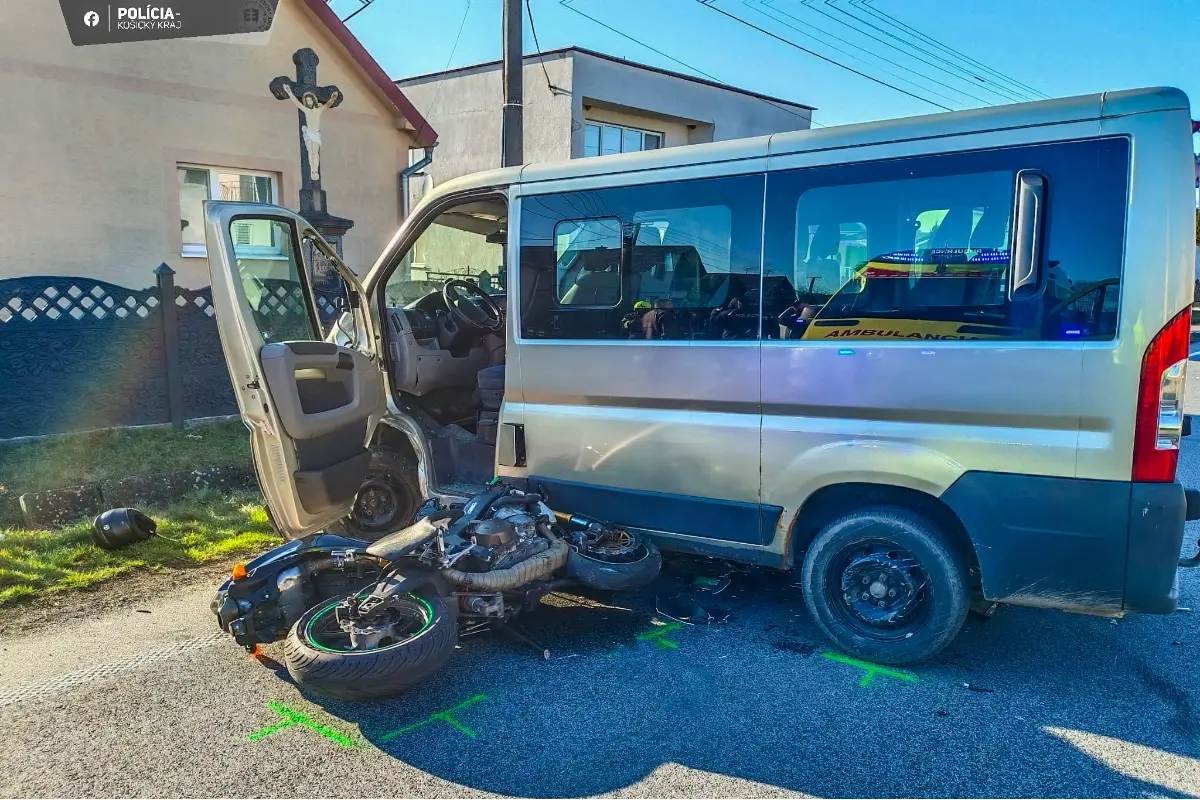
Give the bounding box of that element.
[1010,170,1046,299]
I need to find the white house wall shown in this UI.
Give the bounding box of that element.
[570,50,811,149]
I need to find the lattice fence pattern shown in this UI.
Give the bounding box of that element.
[0,274,235,439]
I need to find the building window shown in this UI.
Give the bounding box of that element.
[582,122,663,158]
[178,165,280,257]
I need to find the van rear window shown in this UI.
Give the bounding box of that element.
[763,137,1130,342]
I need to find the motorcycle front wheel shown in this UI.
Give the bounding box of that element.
[284,589,457,701]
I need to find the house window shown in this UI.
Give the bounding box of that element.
[582,122,663,158]
[178,165,280,257]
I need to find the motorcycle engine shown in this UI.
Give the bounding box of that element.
[469,506,549,569]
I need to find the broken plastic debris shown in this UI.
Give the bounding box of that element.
[654,596,700,625]
[962,682,995,693]
[692,575,731,594]
[654,594,730,625]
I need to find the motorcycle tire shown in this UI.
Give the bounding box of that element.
[283,589,457,701]
[567,536,662,591]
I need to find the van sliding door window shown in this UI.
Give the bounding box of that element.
[761,138,1130,342]
[519,173,765,340]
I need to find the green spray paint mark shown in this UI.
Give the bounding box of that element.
[637,620,683,650]
[379,694,488,742]
[821,651,918,687]
[247,701,357,748]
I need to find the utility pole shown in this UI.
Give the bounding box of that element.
[501,0,523,167]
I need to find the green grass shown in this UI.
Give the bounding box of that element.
[0,421,250,499]
[0,490,282,607]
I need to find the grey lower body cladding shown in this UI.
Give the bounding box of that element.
[940,471,1195,615]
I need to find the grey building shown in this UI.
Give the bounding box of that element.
[396,46,815,194]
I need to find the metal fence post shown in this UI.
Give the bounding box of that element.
[155,263,184,429]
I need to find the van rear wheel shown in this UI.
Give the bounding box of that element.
[800,506,969,665]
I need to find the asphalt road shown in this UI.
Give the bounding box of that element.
[4,448,1200,796]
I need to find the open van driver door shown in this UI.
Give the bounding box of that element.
[203,202,387,539]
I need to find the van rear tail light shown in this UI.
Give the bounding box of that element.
[1132,308,1191,482]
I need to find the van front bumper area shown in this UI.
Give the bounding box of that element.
[941,473,1200,616]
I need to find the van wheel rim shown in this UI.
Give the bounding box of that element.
[352,478,399,531]
[831,540,929,637]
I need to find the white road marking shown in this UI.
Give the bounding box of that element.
[0,631,228,708]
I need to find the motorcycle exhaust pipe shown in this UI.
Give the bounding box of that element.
[442,524,569,591]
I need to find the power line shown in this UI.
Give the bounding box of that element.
[444,0,472,69]
[525,0,565,95]
[785,0,1016,106]
[855,0,1049,101]
[818,0,1031,104]
[696,0,953,111]
[747,0,971,110]
[340,0,376,24]
[559,0,823,126]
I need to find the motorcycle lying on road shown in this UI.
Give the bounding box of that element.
[212,483,661,699]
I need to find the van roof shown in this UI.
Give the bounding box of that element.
[425,87,1189,199]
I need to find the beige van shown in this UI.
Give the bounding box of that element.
[205,87,1200,664]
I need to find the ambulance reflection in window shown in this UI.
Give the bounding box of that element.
[788,170,1019,341]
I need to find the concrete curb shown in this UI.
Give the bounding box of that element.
[14,464,256,529]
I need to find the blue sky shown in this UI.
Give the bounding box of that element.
[328,0,1200,128]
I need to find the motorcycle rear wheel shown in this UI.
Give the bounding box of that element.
[567,534,662,591]
[284,589,457,700]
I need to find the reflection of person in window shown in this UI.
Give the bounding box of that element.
[778,302,816,339]
[622,300,652,338]
[709,279,756,340]
[643,298,681,339]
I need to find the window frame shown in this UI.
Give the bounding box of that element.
[229,213,322,343]
[761,137,1131,343]
[179,164,282,258]
[582,121,665,158]
[517,172,767,342]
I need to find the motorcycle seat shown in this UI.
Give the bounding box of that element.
[365,515,448,561]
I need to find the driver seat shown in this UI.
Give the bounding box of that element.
[476,365,505,444]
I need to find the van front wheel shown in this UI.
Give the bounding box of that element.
[800,506,969,665]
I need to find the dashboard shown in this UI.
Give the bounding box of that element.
[401,307,440,341]
[385,292,506,397]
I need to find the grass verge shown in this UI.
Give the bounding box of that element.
[0,420,251,499]
[0,489,281,607]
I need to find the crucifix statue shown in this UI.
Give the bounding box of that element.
[269,47,350,227]
[269,47,354,333]
[281,82,338,181]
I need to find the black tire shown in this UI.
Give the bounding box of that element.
[284,589,457,701]
[567,537,662,591]
[800,506,969,665]
[329,448,421,542]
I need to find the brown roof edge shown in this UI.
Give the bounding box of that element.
[300,0,438,146]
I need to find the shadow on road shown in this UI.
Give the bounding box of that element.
[276,554,1200,798]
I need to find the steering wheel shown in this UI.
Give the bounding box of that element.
[443,279,504,334]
